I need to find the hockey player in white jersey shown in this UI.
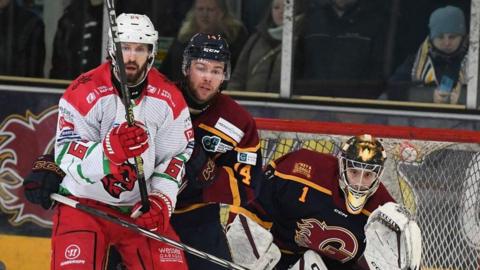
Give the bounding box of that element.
[24,13,192,270]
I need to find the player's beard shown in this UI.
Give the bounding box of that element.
[125,61,148,85]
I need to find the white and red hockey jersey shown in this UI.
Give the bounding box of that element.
[55,62,194,207]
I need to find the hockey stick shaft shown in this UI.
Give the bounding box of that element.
[104,0,149,214]
[51,193,249,270]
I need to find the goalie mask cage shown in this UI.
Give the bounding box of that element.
[255,118,480,270]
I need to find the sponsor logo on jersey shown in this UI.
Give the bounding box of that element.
[237,152,257,165]
[184,128,194,141]
[95,85,113,94]
[0,106,58,227]
[58,129,81,143]
[158,247,184,263]
[295,218,358,263]
[86,92,96,104]
[214,118,244,143]
[202,135,233,153]
[293,162,312,179]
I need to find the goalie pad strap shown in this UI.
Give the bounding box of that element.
[240,214,260,259]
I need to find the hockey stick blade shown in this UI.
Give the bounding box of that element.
[104,0,149,214]
[51,193,252,270]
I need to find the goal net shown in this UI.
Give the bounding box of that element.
[255,118,480,270]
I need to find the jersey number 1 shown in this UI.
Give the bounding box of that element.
[299,187,309,203]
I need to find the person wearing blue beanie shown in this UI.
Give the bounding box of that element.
[389,5,469,105]
[429,6,466,54]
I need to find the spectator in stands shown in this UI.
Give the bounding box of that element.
[295,0,389,98]
[117,0,193,37]
[228,0,303,92]
[160,0,248,82]
[50,0,103,79]
[388,6,468,104]
[0,0,45,77]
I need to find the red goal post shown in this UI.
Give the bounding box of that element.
[255,117,480,270]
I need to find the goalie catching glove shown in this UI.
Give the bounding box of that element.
[226,214,281,270]
[364,202,422,270]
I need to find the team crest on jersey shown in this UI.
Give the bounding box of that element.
[293,162,312,179]
[101,163,137,198]
[202,135,233,153]
[0,106,58,227]
[295,218,358,263]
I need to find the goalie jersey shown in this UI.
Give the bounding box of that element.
[252,148,394,269]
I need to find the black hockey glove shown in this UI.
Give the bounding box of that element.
[185,145,218,188]
[23,154,65,209]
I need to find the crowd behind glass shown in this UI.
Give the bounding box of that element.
[0,0,472,106]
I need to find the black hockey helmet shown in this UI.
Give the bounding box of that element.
[182,33,231,80]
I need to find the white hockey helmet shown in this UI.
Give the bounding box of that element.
[338,134,387,214]
[108,13,158,76]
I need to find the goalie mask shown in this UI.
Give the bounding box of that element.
[339,134,387,214]
[108,13,158,86]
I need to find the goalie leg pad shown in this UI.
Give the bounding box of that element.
[288,250,329,270]
[364,202,422,270]
[226,214,281,270]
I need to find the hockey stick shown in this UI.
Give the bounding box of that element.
[104,0,149,215]
[50,193,250,270]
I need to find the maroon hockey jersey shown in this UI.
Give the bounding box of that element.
[175,93,262,212]
[252,148,394,269]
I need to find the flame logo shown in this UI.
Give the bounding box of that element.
[0,106,58,227]
[295,218,358,263]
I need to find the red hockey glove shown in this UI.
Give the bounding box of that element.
[131,192,173,232]
[103,121,149,164]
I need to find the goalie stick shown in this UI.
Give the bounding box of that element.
[51,193,253,270]
[104,0,149,215]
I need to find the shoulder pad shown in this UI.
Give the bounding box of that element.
[144,69,188,119]
[62,63,116,116]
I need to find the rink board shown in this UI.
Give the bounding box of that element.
[0,234,50,269]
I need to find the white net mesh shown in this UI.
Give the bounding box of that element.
[258,129,480,270]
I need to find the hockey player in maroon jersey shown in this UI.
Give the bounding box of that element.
[23,14,192,270]
[247,134,397,269]
[170,32,263,270]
